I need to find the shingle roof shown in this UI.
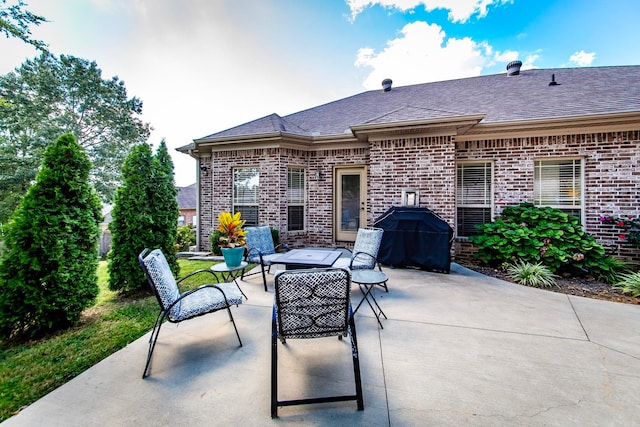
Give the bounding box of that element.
[197,65,640,141]
[177,183,196,209]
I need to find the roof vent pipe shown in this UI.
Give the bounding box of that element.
[506,60,522,76]
[549,73,560,86]
[382,78,393,91]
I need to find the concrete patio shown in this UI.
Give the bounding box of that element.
[3,264,640,426]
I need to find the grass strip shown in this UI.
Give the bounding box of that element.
[0,259,247,421]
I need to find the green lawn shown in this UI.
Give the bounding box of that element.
[0,259,245,422]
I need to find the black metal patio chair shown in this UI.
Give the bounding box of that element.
[242,226,286,291]
[334,227,387,291]
[271,268,364,417]
[138,248,243,378]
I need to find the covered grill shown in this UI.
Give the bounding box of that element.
[374,206,454,272]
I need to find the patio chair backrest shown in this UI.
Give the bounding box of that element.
[139,249,180,311]
[245,226,276,256]
[274,268,351,340]
[351,227,384,269]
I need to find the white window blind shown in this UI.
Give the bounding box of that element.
[456,162,493,237]
[233,167,259,226]
[287,167,305,231]
[534,158,583,221]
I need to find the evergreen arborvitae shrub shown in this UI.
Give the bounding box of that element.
[149,140,179,274]
[0,133,102,340]
[108,142,179,293]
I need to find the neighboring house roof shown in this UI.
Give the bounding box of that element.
[177,183,197,209]
[187,65,640,145]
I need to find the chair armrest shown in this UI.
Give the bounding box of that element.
[245,247,267,264]
[334,245,353,254]
[274,243,290,253]
[350,251,381,270]
[166,283,232,313]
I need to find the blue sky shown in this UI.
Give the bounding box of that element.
[2,0,639,185]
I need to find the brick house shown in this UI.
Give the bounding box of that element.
[177,183,197,226]
[178,64,640,260]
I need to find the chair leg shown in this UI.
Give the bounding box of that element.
[143,311,167,379]
[349,315,365,411]
[260,264,268,292]
[225,304,243,347]
[271,314,279,418]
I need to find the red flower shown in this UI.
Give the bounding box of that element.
[616,221,625,227]
[619,234,626,239]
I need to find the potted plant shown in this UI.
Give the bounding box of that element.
[217,211,247,267]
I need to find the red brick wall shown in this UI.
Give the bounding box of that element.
[197,130,640,261]
[456,131,640,261]
[179,209,196,226]
[370,136,456,224]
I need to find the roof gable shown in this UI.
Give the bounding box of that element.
[177,184,196,209]
[196,113,310,141]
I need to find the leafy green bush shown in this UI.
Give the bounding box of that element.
[175,225,196,252]
[0,134,102,340]
[210,230,222,255]
[507,260,557,288]
[614,272,640,297]
[599,215,640,248]
[470,203,616,281]
[271,228,281,247]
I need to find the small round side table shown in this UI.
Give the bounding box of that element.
[351,269,388,329]
[211,261,248,299]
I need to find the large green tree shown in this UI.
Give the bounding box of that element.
[108,142,178,293]
[0,0,47,51]
[0,133,102,340]
[0,53,151,223]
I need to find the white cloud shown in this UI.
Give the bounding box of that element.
[493,49,519,63]
[355,21,489,89]
[521,54,539,70]
[569,50,596,67]
[346,0,512,23]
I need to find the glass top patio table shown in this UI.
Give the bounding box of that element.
[273,248,343,270]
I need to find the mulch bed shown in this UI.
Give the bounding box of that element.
[459,262,640,305]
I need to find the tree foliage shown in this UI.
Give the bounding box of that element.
[0,0,47,51]
[0,53,151,223]
[0,133,102,340]
[152,140,179,269]
[108,142,179,293]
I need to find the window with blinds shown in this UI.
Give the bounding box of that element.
[233,167,259,226]
[287,167,305,231]
[456,162,493,237]
[534,158,583,222]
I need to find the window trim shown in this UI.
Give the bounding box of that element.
[287,167,306,231]
[232,166,259,226]
[534,157,584,225]
[455,161,494,238]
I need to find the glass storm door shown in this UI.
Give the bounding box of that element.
[336,167,366,242]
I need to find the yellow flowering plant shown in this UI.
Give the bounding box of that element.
[217,211,247,248]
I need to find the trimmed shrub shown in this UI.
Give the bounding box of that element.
[470,203,618,281]
[0,134,102,339]
[108,141,179,293]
